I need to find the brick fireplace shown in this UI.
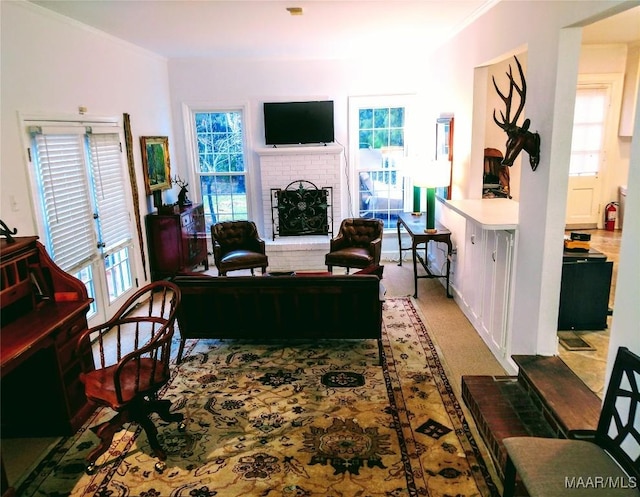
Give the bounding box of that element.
[257,145,343,271]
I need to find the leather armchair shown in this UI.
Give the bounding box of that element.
[325,218,383,273]
[211,220,269,276]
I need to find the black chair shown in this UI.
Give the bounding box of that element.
[325,218,383,274]
[502,346,640,497]
[211,220,269,276]
[76,281,184,474]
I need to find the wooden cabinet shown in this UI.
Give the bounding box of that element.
[558,250,613,330]
[1,238,94,434]
[146,204,209,281]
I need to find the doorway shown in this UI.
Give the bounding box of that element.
[566,75,624,230]
[560,6,638,394]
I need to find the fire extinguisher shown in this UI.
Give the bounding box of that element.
[605,202,618,231]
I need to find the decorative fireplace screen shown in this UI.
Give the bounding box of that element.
[271,180,333,240]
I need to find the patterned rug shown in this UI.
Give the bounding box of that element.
[17,297,499,497]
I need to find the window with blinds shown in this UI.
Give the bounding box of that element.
[28,122,134,316]
[570,87,608,176]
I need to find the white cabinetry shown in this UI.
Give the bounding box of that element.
[462,219,485,326]
[443,199,519,371]
[480,229,514,360]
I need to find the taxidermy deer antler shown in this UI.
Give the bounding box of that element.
[171,175,189,189]
[493,55,541,171]
[171,176,191,207]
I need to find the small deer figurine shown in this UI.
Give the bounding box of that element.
[172,176,191,208]
[493,56,541,171]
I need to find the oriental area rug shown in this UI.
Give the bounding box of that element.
[18,297,499,497]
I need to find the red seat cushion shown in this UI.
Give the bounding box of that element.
[82,358,169,409]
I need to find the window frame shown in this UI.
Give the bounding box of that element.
[348,94,417,230]
[22,114,141,325]
[183,102,255,230]
[570,85,609,177]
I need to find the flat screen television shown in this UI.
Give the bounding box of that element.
[264,100,334,146]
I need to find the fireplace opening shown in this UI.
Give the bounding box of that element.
[271,180,333,240]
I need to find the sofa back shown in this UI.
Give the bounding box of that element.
[174,274,382,341]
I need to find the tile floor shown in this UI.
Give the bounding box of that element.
[558,228,622,398]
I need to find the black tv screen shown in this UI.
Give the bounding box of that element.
[264,101,334,146]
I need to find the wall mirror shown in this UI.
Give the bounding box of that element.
[435,116,453,200]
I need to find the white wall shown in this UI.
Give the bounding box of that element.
[0,1,173,246]
[425,0,639,369]
[167,57,438,244]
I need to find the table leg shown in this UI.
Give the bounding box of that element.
[412,240,419,298]
[397,221,403,266]
[446,242,452,298]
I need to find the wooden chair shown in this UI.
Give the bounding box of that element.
[502,346,640,497]
[211,220,268,276]
[75,281,184,474]
[325,218,383,274]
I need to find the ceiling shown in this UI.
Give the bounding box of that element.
[28,1,640,60]
[26,0,497,59]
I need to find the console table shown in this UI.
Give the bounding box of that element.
[396,212,452,298]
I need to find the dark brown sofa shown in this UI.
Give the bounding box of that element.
[173,272,383,363]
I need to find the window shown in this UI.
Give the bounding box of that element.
[27,120,136,323]
[190,109,249,229]
[349,96,415,229]
[570,87,608,176]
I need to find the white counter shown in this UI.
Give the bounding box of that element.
[444,198,519,230]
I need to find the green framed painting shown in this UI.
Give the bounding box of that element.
[141,136,171,195]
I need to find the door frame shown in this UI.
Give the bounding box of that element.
[566,73,624,229]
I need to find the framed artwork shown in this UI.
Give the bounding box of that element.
[141,136,171,195]
[435,117,454,200]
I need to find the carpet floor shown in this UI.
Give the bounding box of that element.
[17,297,499,497]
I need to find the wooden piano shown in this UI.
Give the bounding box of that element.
[1,236,95,496]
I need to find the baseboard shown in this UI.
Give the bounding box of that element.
[565,223,597,230]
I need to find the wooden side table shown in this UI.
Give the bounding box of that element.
[397,212,452,298]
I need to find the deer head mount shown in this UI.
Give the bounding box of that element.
[493,55,541,171]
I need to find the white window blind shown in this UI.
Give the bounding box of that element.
[570,87,608,176]
[88,133,132,252]
[32,132,96,272]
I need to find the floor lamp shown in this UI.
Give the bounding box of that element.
[413,160,451,233]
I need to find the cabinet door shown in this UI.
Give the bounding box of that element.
[463,219,485,324]
[147,216,182,277]
[481,230,514,357]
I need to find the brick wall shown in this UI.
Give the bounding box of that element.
[258,145,343,270]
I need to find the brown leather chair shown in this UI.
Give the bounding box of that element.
[75,281,184,475]
[325,218,384,274]
[211,220,268,276]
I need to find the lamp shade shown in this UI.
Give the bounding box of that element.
[413,160,451,188]
[412,160,451,232]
